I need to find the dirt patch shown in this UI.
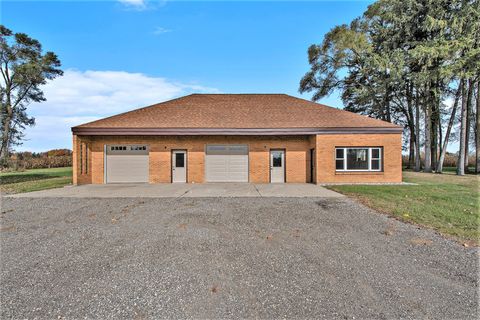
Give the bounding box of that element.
[410,238,433,246]
[178,223,188,230]
[383,222,396,236]
[0,225,16,232]
[316,200,336,210]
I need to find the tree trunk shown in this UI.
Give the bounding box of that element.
[464,79,473,172]
[0,100,12,164]
[431,81,441,171]
[408,133,415,169]
[438,113,442,166]
[414,93,422,172]
[437,80,462,173]
[457,81,468,176]
[424,93,432,173]
[0,123,10,162]
[406,83,415,169]
[384,82,391,123]
[431,105,438,170]
[476,80,480,174]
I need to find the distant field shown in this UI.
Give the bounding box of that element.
[328,171,479,244]
[0,167,72,194]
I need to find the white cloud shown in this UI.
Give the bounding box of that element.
[17,69,219,152]
[118,0,147,9]
[153,27,171,35]
[118,0,168,11]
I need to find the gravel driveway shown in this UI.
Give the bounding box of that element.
[0,196,477,319]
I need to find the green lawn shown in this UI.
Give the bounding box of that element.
[328,171,479,244]
[0,167,72,194]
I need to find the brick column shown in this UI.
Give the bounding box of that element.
[72,135,78,185]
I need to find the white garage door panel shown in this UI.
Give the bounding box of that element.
[206,145,248,182]
[106,145,149,183]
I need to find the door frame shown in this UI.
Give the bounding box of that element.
[269,149,286,183]
[310,148,315,183]
[171,149,187,183]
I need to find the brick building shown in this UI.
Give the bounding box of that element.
[72,94,402,184]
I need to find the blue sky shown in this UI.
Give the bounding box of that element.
[3,0,373,152]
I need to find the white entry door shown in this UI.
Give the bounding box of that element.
[270,150,285,183]
[172,150,187,183]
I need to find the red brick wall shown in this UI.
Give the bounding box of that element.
[72,135,93,184]
[73,135,312,184]
[72,133,402,184]
[314,133,402,183]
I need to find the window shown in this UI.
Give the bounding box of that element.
[335,148,344,170]
[272,152,282,167]
[175,153,185,167]
[335,147,382,172]
[347,148,368,170]
[111,146,129,151]
[371,148,381,170]
[110,145,147,151]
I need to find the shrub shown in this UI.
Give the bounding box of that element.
[3,149,72,171]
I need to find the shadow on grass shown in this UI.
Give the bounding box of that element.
[0,173,58,185]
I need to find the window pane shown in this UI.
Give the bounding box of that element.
[336,160,344,170]
[272,153,282,167]
[175,153,185,167]
[371,159,380,170]
[336,148,344,159]
[347,149,369,170]
[372,148,380,159]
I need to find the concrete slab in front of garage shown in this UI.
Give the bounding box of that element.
[6,183,343,198]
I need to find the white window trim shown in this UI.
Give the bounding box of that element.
[335,147,382,172]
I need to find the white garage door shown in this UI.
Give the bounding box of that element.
[206,145,248,182]
[106,145,149,183]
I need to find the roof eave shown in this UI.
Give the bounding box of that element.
[71,127,403,135]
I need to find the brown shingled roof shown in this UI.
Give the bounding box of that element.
[73,94,400,130]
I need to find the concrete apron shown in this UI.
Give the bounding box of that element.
[5,183,344,198]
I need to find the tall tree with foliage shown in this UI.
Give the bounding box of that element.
[299,0,479,175]
[0,25,63,165]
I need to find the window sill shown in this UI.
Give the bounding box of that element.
[335,171,384,175]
